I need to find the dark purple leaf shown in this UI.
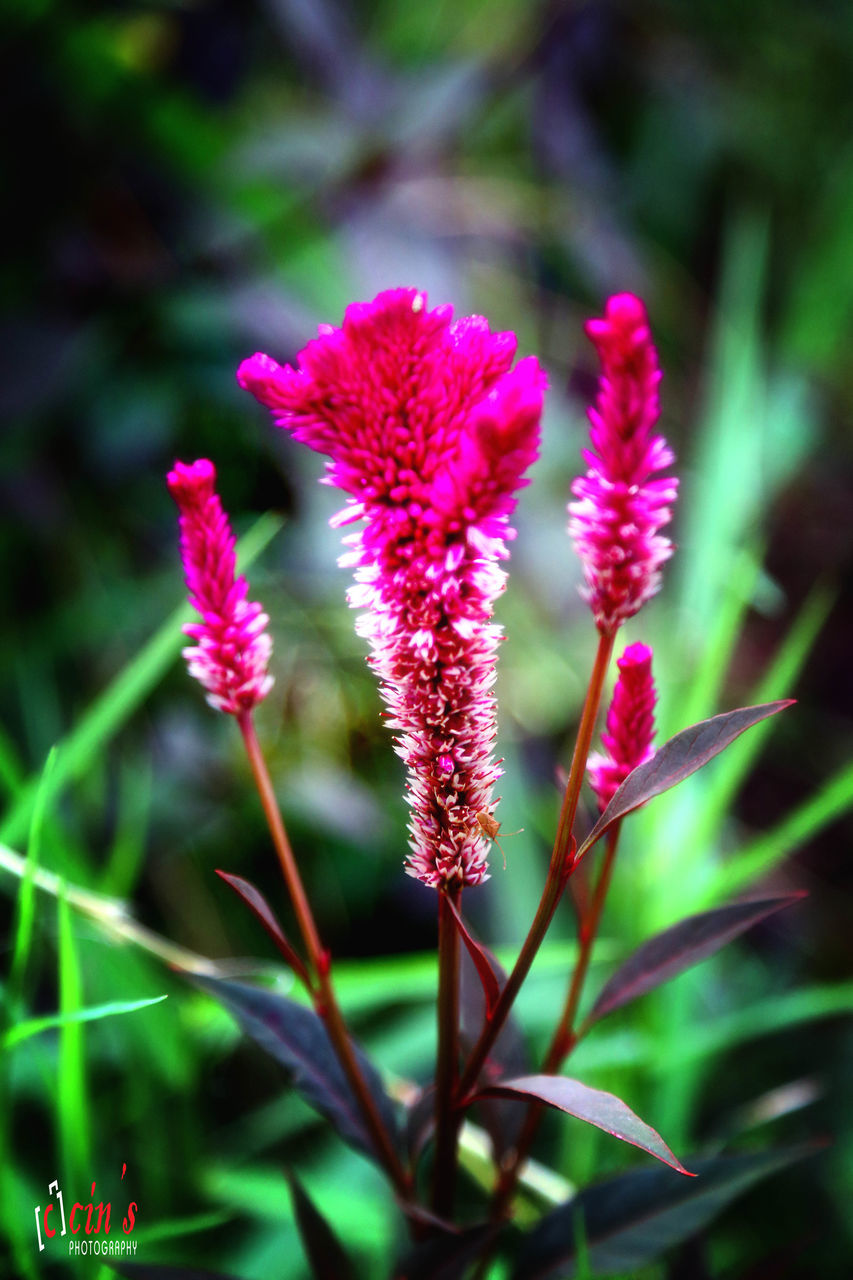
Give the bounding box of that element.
[215,869,312,988]
[445,894,501,1018]
[406,1085,436,1166]
[511,1145,816,1279]
[287,1170,358,1280]
[588,894,806,1025]
[190,975,398,1166]
[577,701,794,859]
[390,1225,496,1280]
[459,940,529,1164]
[481,1075,691,1175]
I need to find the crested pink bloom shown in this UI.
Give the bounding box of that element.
[167,458,273,716]
[568,293,678,635]
[238,288,545,888]
[588,641,657,813]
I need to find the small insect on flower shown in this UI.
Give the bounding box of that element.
[475,811,524,870]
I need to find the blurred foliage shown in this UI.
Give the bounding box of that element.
[2,0,853,1277]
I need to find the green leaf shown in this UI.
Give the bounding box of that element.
[578,701,794,859]
[287,1170,358,1280]
[586,894,804,1026]
[481,1076,690,1175]
[511,1145,814,1279]
[3,995,169,1049]
[191,975,398,1166]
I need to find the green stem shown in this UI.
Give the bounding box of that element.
[455,631,615,1104]
[432,883,462,1216]
[238,712,409,1200]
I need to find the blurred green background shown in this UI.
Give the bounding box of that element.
[2,1,853,1277]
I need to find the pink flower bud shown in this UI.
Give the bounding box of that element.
[167,459,273,716]
[569,294,678,635]
[588,641,657,813]
[238,289,546,887]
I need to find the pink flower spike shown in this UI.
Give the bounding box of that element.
[167,459,273,717]
[238,289,546,889]
[568,294,678,635]
[588,641,657,814]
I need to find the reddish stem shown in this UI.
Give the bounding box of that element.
[238,712,409,1199]
[455,630,615,1106]
[432,883,462,1216]
[488,822,623,1221]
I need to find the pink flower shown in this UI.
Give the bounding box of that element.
[167,458,273,716]
[588,641,657,813]
[568,294,678,635]
[238,289,545,888]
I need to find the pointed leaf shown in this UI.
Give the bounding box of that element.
[390,1225,496,1280]
[287,1170,358,1280]
[511,1145,816,1279]
[459,940,530,1163]
[578,701,794,859]
[588,893,805,1026]
[445,893,501,1018]
[215,869,312,988]
[191,975,398,1165]
[482,1075,691,1175]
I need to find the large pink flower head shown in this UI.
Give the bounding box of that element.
[588,641,657,813]
[167,459,273,716]
[569,294,678,635]
[238,288,545,888]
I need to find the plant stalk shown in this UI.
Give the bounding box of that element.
[238,712,409,1199]
[455,631,615,1104]
[488,822,623,1221]
[432,883,462,1216]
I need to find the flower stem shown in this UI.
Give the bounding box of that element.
[455,631,615,1105]
[432,883,462,1216]
[238,712,409,1199]
[487,822,623,1222]
[548,822,621,1067]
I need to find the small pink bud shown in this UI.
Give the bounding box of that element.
[588,641,657,813]
[167,459,273,716]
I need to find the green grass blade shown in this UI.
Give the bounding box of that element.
[0,512,283,848]
[659,544,762,739]
[99,755,153,897]
[668,982,853,1066]
[0,720,24,799]
[677,209,769,631]
[3,994,168,1050]
[687,582,835,861]
[9,747,58,1005]
[707,758,853,900]
[58,882,91,1187]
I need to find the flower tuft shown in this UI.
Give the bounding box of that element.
[238,289,545,888]
[167,458,273,716]
[568,293,678,635]
[588,641,657,813]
